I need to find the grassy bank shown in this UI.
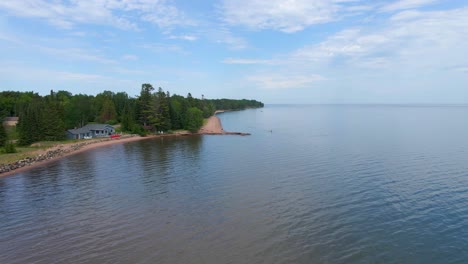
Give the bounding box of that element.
[0,140,79,165]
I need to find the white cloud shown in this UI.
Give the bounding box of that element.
[287,7,468,70]
[37,46,117,64]
[0,31,21,44]
[140,43,187,54]
[247,74,326,90]
[121,54,139,61]
[223,58,273,65]
[389,10,424,21]
[454,67,468,73]
[210,28,248,49]
[380,0,440,13]
[0,62,104,81]
[169,35,198,41]
[234,6,468,93]
[291,28,391,62]
[0,0,192,30]
[0,61,139,95]
[219,0,369,33]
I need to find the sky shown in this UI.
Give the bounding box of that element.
[0,0,467,104]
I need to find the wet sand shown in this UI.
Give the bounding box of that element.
[198,114,250,136]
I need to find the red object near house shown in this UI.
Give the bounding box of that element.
[110,134,121,139]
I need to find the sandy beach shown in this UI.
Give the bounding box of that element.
[198,115,224,134]
[198,114,250,136]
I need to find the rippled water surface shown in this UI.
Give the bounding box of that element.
[1,105,468,263]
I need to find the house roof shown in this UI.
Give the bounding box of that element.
[4,117,19,122]
[67,124,113,135]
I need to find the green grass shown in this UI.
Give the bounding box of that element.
[0,147,39,164]
[5,126,18,141]
[0,139,80,165]
[29,139,81,147]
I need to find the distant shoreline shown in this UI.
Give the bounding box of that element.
[0,112,250,178]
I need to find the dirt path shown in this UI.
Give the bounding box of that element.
[198,115,224,134]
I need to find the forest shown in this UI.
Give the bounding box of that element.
[0,83,264,147]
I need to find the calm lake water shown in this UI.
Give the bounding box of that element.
[1,105,468,263]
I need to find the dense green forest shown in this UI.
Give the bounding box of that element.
[0,84,264,146]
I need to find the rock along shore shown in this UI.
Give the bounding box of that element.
[0,135,142,176]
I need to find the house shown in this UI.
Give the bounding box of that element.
[66,124,115,140]
[3,117,19,127]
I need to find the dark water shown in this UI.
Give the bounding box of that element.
[1,105,468,264]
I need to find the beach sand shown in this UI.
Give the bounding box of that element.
[198,115,224,134]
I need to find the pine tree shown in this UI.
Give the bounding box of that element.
[98,98,117,123]
[17,98,44,145]
[121,102,136,132]
[147,87,171,132]
[42,104,65,141]
[0,124,7,146]
[155,88,171,131]
[43,91,65,141]
[139,83,154,129]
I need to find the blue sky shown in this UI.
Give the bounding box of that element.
[0,0,467,104]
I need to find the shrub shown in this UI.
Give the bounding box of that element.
[4,142,17,153]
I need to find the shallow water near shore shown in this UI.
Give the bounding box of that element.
[1,105,468,263]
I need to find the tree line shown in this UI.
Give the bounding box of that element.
[0,84,264,146]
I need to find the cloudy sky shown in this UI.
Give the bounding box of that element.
[0,0,467,103]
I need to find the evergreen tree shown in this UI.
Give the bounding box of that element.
[139,83,154,128]
[5,86,264,142]
[42,105,66,141]
[98,98,117,123]
[151,87,171,131]
[17,97,44,145]
[121,101,137,132]
[0,124,7,147]
[42,91,66,141]
[186,92,194,108]
[64,94,95,128]
[169,95,184,130]
[113,92,129,121]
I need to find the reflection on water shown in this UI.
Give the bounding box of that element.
[1,106,468,264]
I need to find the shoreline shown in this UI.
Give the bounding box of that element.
[198,115,250,136]
[0,113,250,178]
[0,135,153,177]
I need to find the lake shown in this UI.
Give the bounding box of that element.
[1,105,467,263]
